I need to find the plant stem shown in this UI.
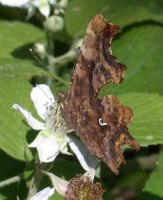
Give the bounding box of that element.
[47,48,76,68]
[0,174,23,188]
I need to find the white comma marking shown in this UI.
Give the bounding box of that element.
[99,118,107,126]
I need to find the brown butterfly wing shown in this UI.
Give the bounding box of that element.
[59,14,140,174]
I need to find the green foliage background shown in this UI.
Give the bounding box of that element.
[0,0,163,199]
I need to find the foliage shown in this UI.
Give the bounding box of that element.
[0,0,163,199]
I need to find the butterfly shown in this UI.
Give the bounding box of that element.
[58,14,140,174]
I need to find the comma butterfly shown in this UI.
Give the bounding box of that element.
[58,14,140,174]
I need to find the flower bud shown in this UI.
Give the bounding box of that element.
[44,15,64,33]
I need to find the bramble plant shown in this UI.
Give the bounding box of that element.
[0,0,163,200]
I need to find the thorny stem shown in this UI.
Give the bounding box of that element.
[0,174,23,188]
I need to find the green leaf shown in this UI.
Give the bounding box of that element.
[140,150,163,198]
[0,59,47,80]
[139,192,163,200]
[120,93,163,146]
[0,20,49,161]
[0,20,44,58]
[50,193,64,200]
[65,0,163,37]
[0,20,47,79]
[112,24,163,95]
[0,78,35,161]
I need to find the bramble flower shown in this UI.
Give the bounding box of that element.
[13,84,99,170]
[13,84,70,163]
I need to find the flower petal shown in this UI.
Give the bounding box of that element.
[30,84,55,120]
[13,104,45,130]
[66,136,99,171]
[43,171,69,197]
[30,187,55,200]
[0,0,29,7]
[39,1,50,17]
[28,131,60,162]
[60,142,72,156]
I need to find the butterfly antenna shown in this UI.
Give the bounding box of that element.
[29,48,68,85]
[29,48,45,69]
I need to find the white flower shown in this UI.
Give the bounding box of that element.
[0,0,57,18]
[30,187,55,200]
[13,84,99,170]
[13,84,69,163]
